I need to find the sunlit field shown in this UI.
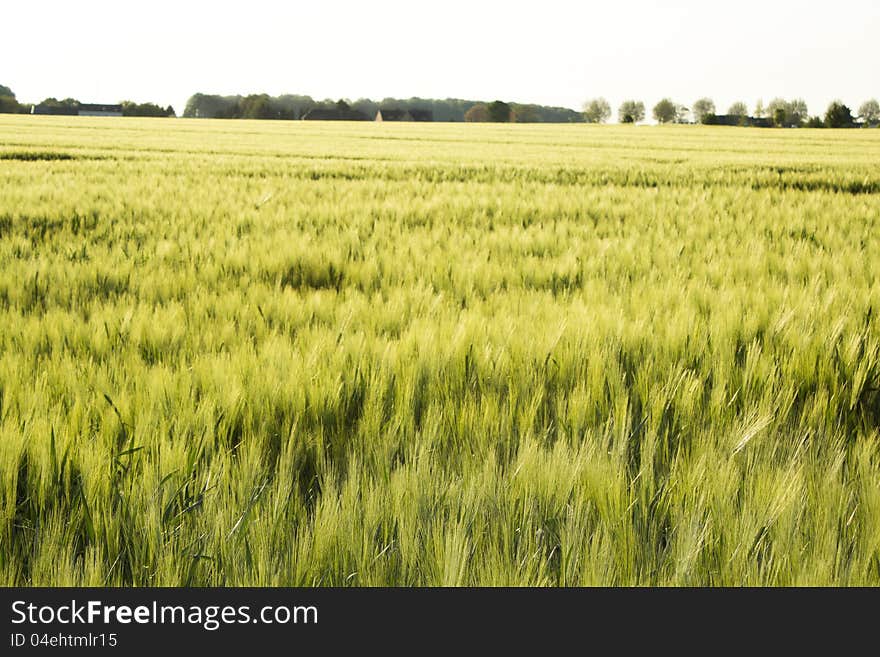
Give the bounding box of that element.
[1,116,879,585]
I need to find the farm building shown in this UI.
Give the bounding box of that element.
[375,108,433,122]
[703,114,774,128]
[77,104,123,117]
[31,105,77,116]
[32,103,123,117]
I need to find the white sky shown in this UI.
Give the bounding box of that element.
[2,0,878,119]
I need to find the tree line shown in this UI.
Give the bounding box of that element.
[4,82,878,127]
[0,85,175,117]
[183,93,584,123]
[583,96,880,128]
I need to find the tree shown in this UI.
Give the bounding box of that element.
[120,101,176,118]
[179,93,584,123]
[352,98,379,119]
[825,101,854,128]
[728,102,748,118]
[692,98,715,124]
[767,98,807,127]
[653,98,677,124]
[0,96,20,113]
[788,98,808,126]
[242,94,276,119]
[487,100,512,122]
[511,104,539,123]
[727,102,749,125]
[0,84,20,114]
[773,107,787,127]
[754,99,766,118]
[464,103,488,122]
[183,93,243,118]
[858,99,880,126]
[275,95,316,120]
[582,98,611,123]
[675,104,691,124]
[805,116,825,128]
[618,100,645,124]
[767,98,788,126]
[33,97,80,115]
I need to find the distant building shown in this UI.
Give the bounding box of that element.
[302,108,369,121]
[31,105,77,116]
[77,104,122,117]
[375,108,433,122]
[703,114,774,128]
[31,103,122,117]
[750,117,774,128]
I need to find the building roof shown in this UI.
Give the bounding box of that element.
[376,108,409,121]
[703,114,774,128]
[375,107,434,122]
[32,102,123,116]
[78,104,123,113]
[32,105,78,116]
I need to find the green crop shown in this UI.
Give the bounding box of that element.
[1,116,879,585]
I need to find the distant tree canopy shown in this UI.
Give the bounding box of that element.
[351,98,379,118]
[767,98,808,127]
[3,83,874,129]
[0,84,26,114]
[183,93,584,123]
[182,93,319,120]
[582,98,611,123]
[31,97,81,115]
[692,98,715,124]
[0,89,172,117]
[859,99,880,126]
[653,98,677,124]
[510,104,538,123]
[120,101,175,117]
[0,92,22,114]
[789,99,808,125]
[511,103,581,123]
[0,97,19,113]
[773,107,787,127]
[236,94,274,119]
[825,101,855,128]
[618,100,645,124]
[754,99,766,119]
[487,100,512,123]
[464,103,488,122]
[675,104,691,124]
[728,101,748,118]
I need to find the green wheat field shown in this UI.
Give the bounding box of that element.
[1,116,879,585]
